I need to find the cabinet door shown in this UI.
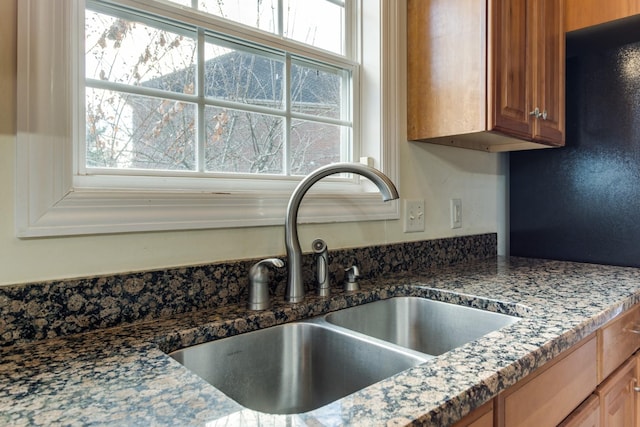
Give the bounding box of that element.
[491,0,532,140]
[565,0,640,32]
[598,303,640,383]
[559,395,600,427]
[496,336,597,427]
[453,400,493,427]
[596,357,636,427]
[530,0,565,146]
[492,0,564,146]
[406,0,488,141]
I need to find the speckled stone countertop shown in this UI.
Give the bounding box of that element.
[2,256,640,426]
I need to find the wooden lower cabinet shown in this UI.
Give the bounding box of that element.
[453,400,493,427]
[597,303,640,382]
[486,351,640,427]
[495,335,597,427]
[557,356,639,427]
[456,305,640,427]
[596,356,637,427]
[558,395,600,427]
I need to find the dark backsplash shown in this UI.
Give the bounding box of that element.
[510,39,640,267]
[0,233,496,348]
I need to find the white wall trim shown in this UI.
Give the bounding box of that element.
[15,0,401,238]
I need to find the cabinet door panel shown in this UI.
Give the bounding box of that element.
[498,336,597,427]
[407,0,488,140]
[565,0,640,32]
[452,400,493,427]
[596,357,636,427]
[598,303,640,383]
[491,0,532,139]
[558,394,600,427]
[531,0,564,145]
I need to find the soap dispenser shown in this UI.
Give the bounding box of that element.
[247,258,284,310]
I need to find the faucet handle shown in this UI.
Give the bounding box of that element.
[248,258,284,310]
[344,265,360,292]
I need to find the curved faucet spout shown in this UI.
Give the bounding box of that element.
[284,163,399,303]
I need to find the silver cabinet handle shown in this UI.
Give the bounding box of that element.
[624,322,640,334]
[529,108,548,120]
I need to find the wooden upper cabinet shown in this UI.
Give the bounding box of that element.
[494,0,565,145]
[531,0,565,145]
[565,0,640,32]
[407,0,565,152]
[407,0,488,143]
[492,0,531,140]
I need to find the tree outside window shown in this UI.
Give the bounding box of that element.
[84,1,351,177]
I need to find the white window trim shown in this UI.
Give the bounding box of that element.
[15,0,401,238]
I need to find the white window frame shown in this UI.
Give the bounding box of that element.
[16,0,402,237]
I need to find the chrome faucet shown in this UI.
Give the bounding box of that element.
[284,163,399,303]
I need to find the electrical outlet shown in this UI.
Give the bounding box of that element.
[404,199,425,233]
[450,198,462,229]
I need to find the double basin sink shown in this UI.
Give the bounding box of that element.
[169,296,520,414]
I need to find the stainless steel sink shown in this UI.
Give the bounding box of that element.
[169,296,520,414]
[169,321,426,414]
[325,297,520,356]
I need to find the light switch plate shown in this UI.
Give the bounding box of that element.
[404,199,425,233]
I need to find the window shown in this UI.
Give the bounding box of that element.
[16,0,401,237]
[84,0,353,177]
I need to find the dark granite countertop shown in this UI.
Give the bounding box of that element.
[2,256,640,426]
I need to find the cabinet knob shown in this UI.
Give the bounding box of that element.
[529,108,548,120]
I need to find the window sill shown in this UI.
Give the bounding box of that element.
[16,188,399,237]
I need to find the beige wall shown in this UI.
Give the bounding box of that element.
[0,0,507,286]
